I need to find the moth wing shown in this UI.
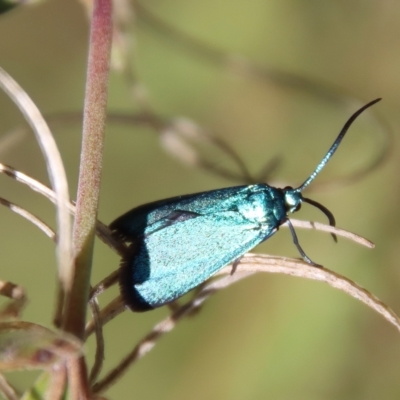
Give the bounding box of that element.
[110,185,259,238]
[120,210,276,310]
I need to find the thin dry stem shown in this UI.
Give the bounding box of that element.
[67,359,90,400]
[235,254,400,331]
[85,296,125,339]
[135,3,391,188]
[162,117,253,182]
[0,163,125,256]
[86,213,376,335]
[0,153,386,394]
[43,105,390,187]
[87,216,374,315]
[88,298,105,384]
[46,365,67,400]
[0,197,56,240]
[90,270,120,300]
[85,221,374,336]
[0,281,25,301]
[44,111,256,183]
[92,272,255,393]
[92,255,399,393]
[288,219,374,248]
[0,280,26,319]
[0,67,72,323]
[0,373,18,400]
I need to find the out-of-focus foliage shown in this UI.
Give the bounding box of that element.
[0,0,42,15]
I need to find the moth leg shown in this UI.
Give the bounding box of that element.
[286,219,322,268]
[230,256,244,275]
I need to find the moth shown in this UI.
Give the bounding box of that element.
[111,99,380,311]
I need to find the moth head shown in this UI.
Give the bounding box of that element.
[282,186,302,214]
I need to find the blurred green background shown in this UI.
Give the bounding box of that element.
[1,0,400,399]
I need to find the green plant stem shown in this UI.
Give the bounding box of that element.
[62,0,112,395]
[63,0,112,339]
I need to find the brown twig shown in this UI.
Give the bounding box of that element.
[89,298,105,385]
[92,252,400,393]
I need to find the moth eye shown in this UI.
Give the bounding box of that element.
[294,203,301,212]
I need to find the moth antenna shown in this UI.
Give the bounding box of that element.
[298,98,381,192]
[303,197,337,242]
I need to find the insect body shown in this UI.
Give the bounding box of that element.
[111,99,380,311]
